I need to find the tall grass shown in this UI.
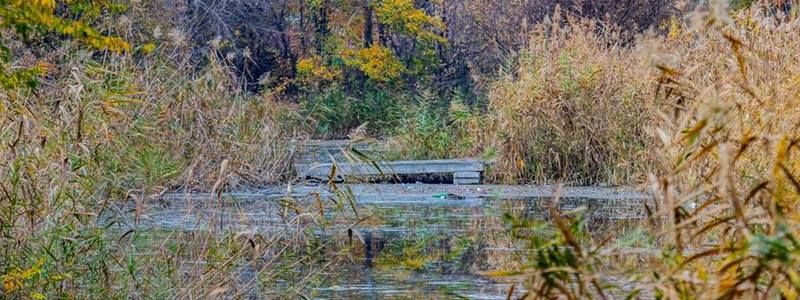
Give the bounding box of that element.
[642,4,800,297]
[501,3,800,298]
[385,91,485,160]
[0,41,308,297]
[485,11,662,185]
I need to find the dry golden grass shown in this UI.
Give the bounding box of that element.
[639,4,800,298]
[486,11,663,185]
[0,43,312,297]
[503,3,800,298]
[485,3,800,188]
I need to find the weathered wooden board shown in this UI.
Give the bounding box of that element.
[453,171,482,185]
[296,159,484,184]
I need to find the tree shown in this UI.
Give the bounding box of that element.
[300,0,445,86]
[0,0,129,89]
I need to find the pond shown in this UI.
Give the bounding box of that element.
[107,184,647,299]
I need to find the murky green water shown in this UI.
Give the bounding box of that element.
[109,185,646,299]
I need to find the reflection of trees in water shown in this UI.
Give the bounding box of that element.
[356,197,644,275]
[130,192,645,296]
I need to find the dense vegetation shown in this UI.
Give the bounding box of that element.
[498,2,800,297]
[183,0,676,143]
[1,0,800,298]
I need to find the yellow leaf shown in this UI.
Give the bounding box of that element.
[141,43,157,54]
[402,257,425,270]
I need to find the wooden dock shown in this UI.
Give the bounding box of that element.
[294,140,485,184]
[295,159,485,185]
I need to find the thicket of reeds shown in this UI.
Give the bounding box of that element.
[0,35,319,298]
[498,2,800,298]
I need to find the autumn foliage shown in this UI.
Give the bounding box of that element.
[0,0,129,88]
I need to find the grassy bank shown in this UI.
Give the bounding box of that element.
[384,3,799,188]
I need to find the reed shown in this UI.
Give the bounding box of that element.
[0,40,313,297]
[502,3,800,298]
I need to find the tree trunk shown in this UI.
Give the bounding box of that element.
[363,0,373,48]
[300,0,307,55]
[314,0,330,53]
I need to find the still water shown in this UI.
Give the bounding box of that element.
[115,185,646,299]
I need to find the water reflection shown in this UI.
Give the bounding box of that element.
[112,186,645,299]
